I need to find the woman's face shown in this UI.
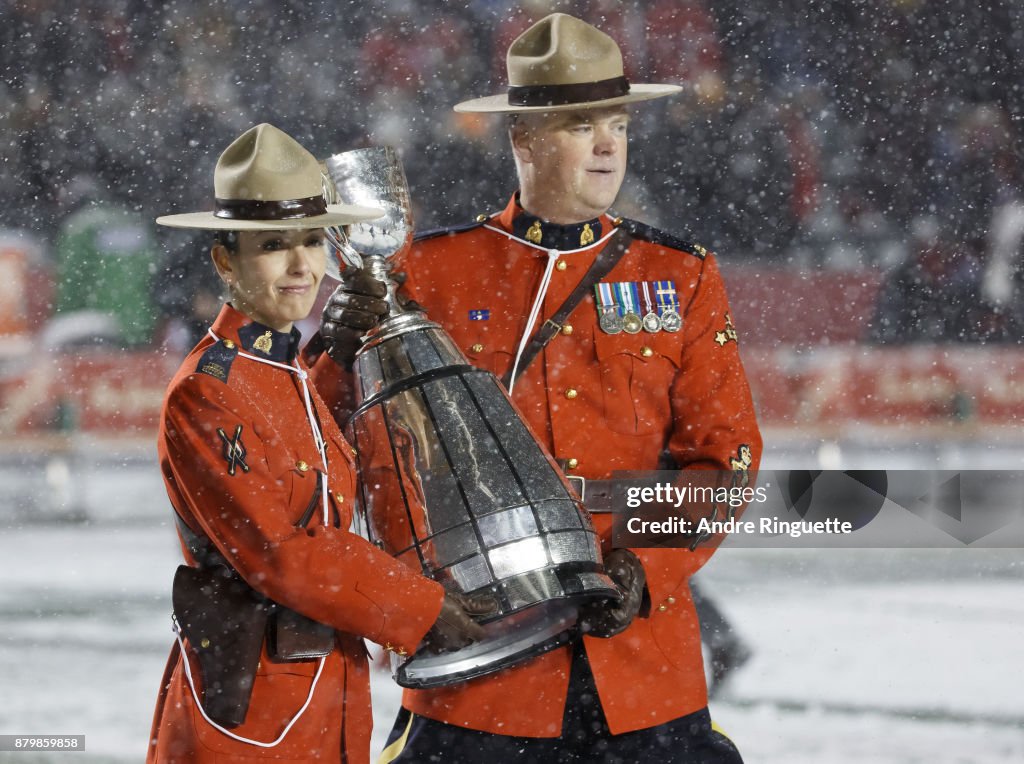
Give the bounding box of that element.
[212,229,327,332]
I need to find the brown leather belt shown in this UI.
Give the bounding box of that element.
[564,476,616,513]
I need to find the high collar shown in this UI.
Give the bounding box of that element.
[498,193,604,251]
[210,303,302,363]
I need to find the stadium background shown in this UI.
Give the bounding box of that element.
[1,1,1023,761]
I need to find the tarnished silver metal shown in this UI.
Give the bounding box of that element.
[324,147,618,688]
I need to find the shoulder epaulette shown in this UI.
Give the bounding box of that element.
[413,217,489,243]
[618,218,707,260]
[195,340,238,383]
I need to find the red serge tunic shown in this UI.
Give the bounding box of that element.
[311,195,763,738]
[148,304,444,763]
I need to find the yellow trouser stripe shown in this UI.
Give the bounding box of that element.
[376,713,415,764]
[711,719,732,742]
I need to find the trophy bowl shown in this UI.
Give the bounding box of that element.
[324,146,413,260]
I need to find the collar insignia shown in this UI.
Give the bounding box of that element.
[513,209,603,250]
[253,330,273,354]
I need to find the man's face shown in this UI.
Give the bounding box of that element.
[212,229,327,332]
[513,106,629,224]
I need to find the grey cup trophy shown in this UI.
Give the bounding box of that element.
[322,147,619,689]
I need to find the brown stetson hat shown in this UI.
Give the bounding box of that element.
[455,13,681,114]
[156,123,381,230]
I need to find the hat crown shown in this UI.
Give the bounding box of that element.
[214,123,323,202]
[507,13,623,87]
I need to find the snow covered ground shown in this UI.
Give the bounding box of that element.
[1,455,1022,763]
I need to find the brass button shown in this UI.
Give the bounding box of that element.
[295,460,310,472]
[566,458,579,470]
[555,260,567,271]
[561,324,574,336]
[613,216,624,226]
[334,492,344,504]
[200,638,211,648]
[350,445,358,456]
[476,214,488,222]
[640,346,653,358]
[222,339,235,349]
[471,343,485,353]
[658,604,668,612]
[667,596,676,604]
[565,388,578,400]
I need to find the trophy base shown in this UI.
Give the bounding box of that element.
[393,599,584,689]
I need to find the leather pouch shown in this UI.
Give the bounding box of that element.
[172,564,271,728]
[268,608,336,661]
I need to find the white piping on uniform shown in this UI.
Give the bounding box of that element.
[483,224,619,396]
[172,615,327,748]
[168,327,332,748]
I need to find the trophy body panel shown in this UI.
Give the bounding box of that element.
[347,326,618,687]
[350,328,611,609]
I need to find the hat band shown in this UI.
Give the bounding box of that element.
[214,195,327,221]
[507,76,630,107]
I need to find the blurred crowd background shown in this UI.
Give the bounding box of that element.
[2,0,1024,352]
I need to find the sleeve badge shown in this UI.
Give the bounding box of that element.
[217,425,250,476]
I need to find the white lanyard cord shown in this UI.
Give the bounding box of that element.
[507,248,559,396]
[172,616,327,748]
[483,224,619,396]
[206,329,330,525]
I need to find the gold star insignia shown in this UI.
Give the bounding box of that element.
[714,314,738,347]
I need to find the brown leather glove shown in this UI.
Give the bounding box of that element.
[420,591,499,654]
[578,548,646,639]
[321,267,389,370]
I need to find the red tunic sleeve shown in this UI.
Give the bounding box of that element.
[161,371,443,656]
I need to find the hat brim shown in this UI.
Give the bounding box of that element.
[156,203,384,230]
[454,83,682,114]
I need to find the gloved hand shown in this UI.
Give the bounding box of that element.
[320,267,390,370]
[578,548,646,639]
[420,591,499,654]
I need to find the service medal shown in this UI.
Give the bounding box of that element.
[599,307,623,334]
[617,282,643,334]
[595,282,624,334]
[640,281,662,332]
[653,280,681,333]
[660,308,683,333]
[622,312,643,334]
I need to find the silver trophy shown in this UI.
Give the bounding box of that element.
[323,147,618,689]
